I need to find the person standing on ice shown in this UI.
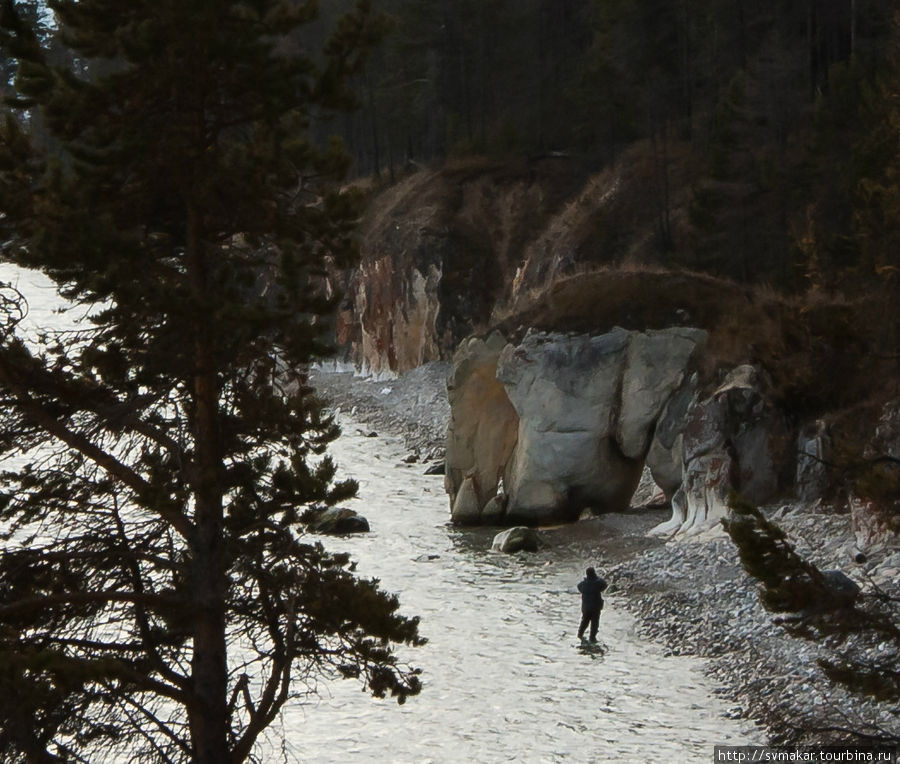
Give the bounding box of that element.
[577,566,607,642]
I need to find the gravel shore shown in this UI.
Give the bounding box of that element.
[310,364,899,746]
[609,515,899,746]
[311,363,451,460]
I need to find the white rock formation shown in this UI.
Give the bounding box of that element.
[497,330,636,522]
[446,327,707,524]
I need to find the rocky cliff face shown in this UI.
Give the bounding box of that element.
[442,325,803,535]
[650,364,788,537]
[443,332,518,524]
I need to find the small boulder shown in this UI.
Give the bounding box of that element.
[424,461,445,476]
[491,526,544,554]
[305,507,370,534]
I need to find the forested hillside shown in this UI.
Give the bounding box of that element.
[325,0,900,298]
[4,1,897,294]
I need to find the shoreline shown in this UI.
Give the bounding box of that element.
[311,363,451,461]
[310,364,899,746]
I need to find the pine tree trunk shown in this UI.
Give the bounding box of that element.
[808,0,819,100]
[364,71,381,180]
[186,206,229,762]
[735,0,747,70]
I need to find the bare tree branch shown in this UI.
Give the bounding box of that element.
[0,359,191,538]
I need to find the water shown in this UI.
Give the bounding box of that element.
[279,424,759,763]
[0,263,759,761]
[0,262,90,337]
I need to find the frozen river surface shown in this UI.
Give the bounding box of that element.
[279,424,759,763]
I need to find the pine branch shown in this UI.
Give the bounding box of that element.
[0,357,191,538]
[0,590,180,618]
[111,498,190,693]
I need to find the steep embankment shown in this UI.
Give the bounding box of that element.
[332,151,676,375]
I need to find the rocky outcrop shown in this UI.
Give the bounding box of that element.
[795,420,832,502]
[445,327,707,525]
[333,162,595,376]
[644,372,697,498]
[444,332,519,523]
[444,326,800,533]
[352,258,443,377]
[497,330,637,523]
[651,365,788,537]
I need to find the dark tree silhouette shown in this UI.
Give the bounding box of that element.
[0,1,422,761]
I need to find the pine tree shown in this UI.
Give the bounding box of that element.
[0,1,423,761]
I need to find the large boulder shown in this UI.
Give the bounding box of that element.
[446,327,706,524]
[497,330,634,523]
[618,329,708,459]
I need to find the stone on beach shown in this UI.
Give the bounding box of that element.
[491,526,545,553]
[304,506,370,534]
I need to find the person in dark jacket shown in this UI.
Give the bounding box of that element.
[577,566,607,642]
